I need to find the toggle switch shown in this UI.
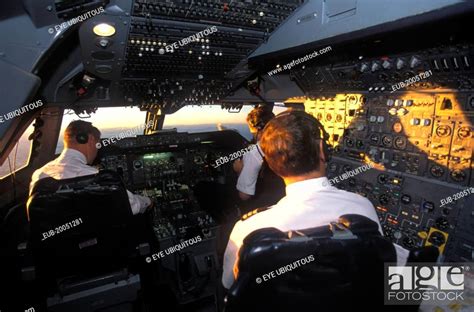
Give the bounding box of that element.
[410,118,420,126]
[397,108,408,116]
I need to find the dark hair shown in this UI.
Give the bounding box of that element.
[260,109,325,178]
[246,106,275,130]
[64,120,101,144]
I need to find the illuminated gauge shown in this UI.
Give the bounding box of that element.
[381,135,393,147]
[435,125,452,137]
[379,193,390,205]
[328,163,338,172]
[390,177,403,185]
[316,113,323,120]
[336,114,343,122]
[394,136,407,149]
[325,113,332,121]
[457,126,471,139]
[430,165,445,178]
[347,95,358,105]
[133,160,143,169]
[345,138,354,147]
[392,122,403,133]
[450,169,466,182]
[377,174,388,184]
[356,140,364,149]
[369,133,380,145]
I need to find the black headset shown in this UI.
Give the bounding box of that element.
[274,110,331,162]
[75,121,93,144]
[249,108,274,131]
[252,120,266,131]
[76,132,89,144]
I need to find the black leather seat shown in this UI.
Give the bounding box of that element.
[224,214,399,311]
[27,170,149,300]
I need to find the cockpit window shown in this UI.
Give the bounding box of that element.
[0,122,34,179]
[53,105,287,154]
[55,107,147,153]
[163,105,287,141]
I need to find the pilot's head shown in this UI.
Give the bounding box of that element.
[260,109,328,184]
[64,120,101,164]
[246,106,275,141]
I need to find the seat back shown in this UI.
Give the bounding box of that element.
[225,214,397,311]
[27,170,135,282]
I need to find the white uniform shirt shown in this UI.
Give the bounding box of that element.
[236,143,264,196]
[30,148,151,215]
[222,176,409,289]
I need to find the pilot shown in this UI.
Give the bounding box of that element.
[233,107,285,211]
[29,120,152,214]
[222,109,408,289]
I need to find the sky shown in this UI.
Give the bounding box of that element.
[59,105,266,131]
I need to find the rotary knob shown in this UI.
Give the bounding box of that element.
[382,59,392,69]
[371,61,381,72]
[396,58,406,70]
[360,63,370,73]
[409,56,422,68]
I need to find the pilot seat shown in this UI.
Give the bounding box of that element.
[224,214,439,312]
[26,170,153,312]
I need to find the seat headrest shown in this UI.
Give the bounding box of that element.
[226,214,396,311]
[29,170,124,195]
[27,170,131,220]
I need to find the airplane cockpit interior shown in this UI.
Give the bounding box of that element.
[0,0,473,311]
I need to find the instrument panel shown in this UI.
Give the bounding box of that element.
[97,130,243,242]
[302,66,473,262]
[96,129,246,301]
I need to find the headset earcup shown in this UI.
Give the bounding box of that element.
[256,121,265,131]
[76,133,88,144]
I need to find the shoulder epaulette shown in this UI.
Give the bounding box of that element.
[241,206,271,221]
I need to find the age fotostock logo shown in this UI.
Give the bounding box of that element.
[385,264,471,305]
